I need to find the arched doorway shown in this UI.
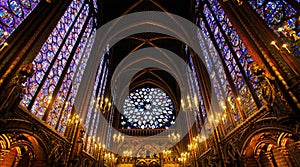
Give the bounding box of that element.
[0,133,46,167]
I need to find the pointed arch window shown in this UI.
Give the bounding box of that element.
[83,56,109,154]
[20,0,97,133]
[195,0,261,129]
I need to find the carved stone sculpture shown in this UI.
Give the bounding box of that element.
[0,63,35,113]
[251,63,291,116]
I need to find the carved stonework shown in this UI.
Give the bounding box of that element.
[251,63,292,116]
[0,63,34,113]
[0,106,73,166]
[289,76,300,101]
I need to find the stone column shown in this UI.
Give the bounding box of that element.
[265,152,276,167]
[12,155,21,167]
[254,155,262,167]
[277,147,293,167]
[0,150,10,166]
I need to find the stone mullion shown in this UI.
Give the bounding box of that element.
[221,1,292,78]
[0,0,72,91]
[197,3,244,123]
[195,29,235,130]
[239,1,300,111]
[55,19,94,131]
[55,84,73,130]
[28,3,87,110]
[205,0,261,110]
[86,63,106,138]
[277,147,293,167]
[187,56,204,129]
[71,27,94,120]
[194,10,224,126]
[244,1,299,79]
[190,53,212,127]
[42,13,92,121]
[218,1,265,67]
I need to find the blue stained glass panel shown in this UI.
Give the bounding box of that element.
[0,0,40,44]
[21,0,85,109]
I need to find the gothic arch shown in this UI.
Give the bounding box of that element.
[240,126,298,154]
[0,118,50,153]
[240,128,299,167]
[49,144,66,166]
[0,134,10,150]
[0,133,46,166]
[239,116,299,154]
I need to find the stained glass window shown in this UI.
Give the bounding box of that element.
[84,56,105,129]
[247,0,300,54]
[54,19,95,133]
[30,4,89,119]
[209,1,259,114]
[0,0,40,44]
[195,0,261,128]
[89,62,109,137]
[20,0,97,133]
[84,59,108,134]
[185,58,203,132]
[121,87,175,129]
[247,0,299,36]
[48,17,93,127]
[21,0,85,110]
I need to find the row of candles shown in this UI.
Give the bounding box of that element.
[270,25,300,53]
[270,41,291,53]
[0,31,9,52]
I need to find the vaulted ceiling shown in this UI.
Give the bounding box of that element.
[100,0,194,109]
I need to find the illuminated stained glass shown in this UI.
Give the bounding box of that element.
[58,29,96,134]
[0,0,40,44]
[93,0,98,13]
[247,0,299,38]
[121,88,175,129]
[93,66,109,137]
[20,0,97,133]
[197,20,234,129]
[89,64,108,137]
[21,0,85,109]
[84,58,109,153]
[209,1,261,115]
[48,17,94,129]
[85,61,107,133]
[201,4,244,122]
[84,56,105,129]
[209,2,259,115]
[30,4,89,119]
[189,55,205,129]
[195,0,261,128]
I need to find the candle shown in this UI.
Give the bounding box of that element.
[0,42,8,52]
[270,41,280,50]
[282,44,290,53]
